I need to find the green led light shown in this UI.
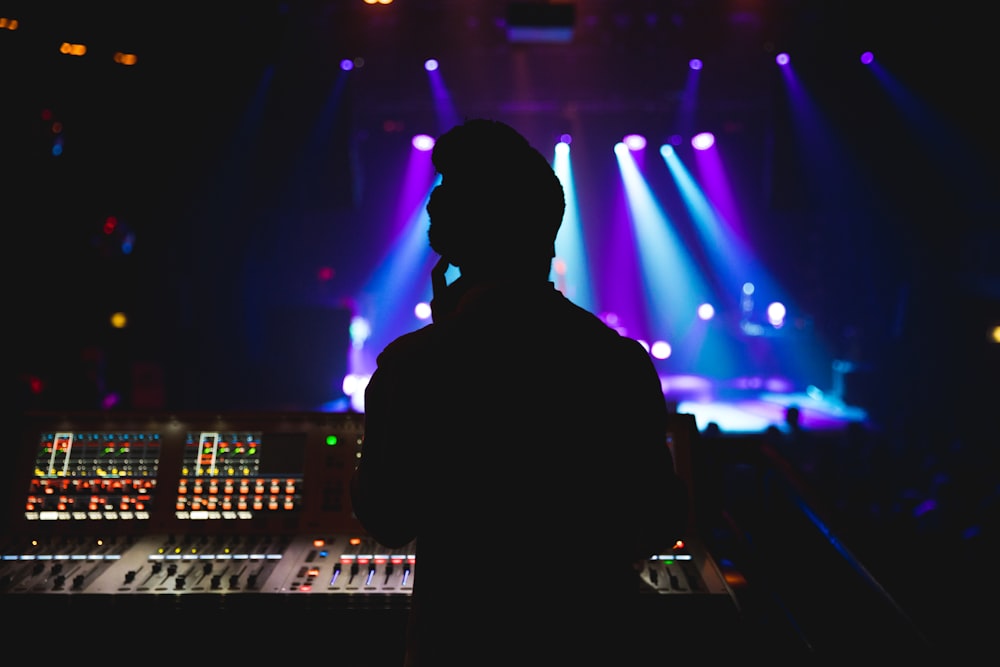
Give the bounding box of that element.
[326,435,338,446]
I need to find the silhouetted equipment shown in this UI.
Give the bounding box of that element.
[506,2,575,43]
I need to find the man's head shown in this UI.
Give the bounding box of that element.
[426,119,565,276]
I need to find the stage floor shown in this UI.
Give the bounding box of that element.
[662,373,869,434]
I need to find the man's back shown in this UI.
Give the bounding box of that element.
[356,280,687,665]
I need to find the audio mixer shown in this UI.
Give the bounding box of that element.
[1,410,739,659]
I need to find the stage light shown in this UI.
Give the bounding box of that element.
[689,58,703,71]
[691,132,714,150]
[424,58,438,71]
[650,340,672,360]
[414,302,431,320]
[623,134,646,151]
[776,52,790,66]
[860,51,874,65]
[339,59,354,71]
[412,134,435,151]
[59,42,87,57]
[349,315,371,346]
[766,301,786,327]
[113,52,138,66]
[697,303,715,320]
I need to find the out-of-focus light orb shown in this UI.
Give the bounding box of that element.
[349,316,371,344]
[424,58,438,71]
[317,266,335,281]
[776,52,790,66]
[339,59,354,71]
[110,312,127,329]
[660,144,674,158]
[623,134,647,151]
[697,303,715,320]
[555,141,570,157]
[412,134,435,151]
[860,51,874,65]
[766,302,787,327]
[650,340,672,360]
[558,133,572,144]
[990,325,1000,344]
[742,282,755,296]
[343,373,372,404]
[342,374,361,396]
[691,132,715,150]
[689,58,703,71]
[415,301,432,320]
[553,258,567,276]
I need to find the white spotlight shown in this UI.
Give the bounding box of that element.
[650,340,672,360]
[412,134,435,151]
[691,132,715,151]
[623,134,647,151]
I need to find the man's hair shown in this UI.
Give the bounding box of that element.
[426,119,565,268]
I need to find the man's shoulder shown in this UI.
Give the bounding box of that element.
[376,322,447,367]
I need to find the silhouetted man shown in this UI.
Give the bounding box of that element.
[351,119,688,666]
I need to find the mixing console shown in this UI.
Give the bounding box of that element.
[1,410,739,659]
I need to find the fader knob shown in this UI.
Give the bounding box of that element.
[72,574,85,590]
[124,570,136,583]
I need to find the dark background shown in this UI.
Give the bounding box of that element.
[4,1,997,424]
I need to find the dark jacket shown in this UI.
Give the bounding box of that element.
[351,278,689,666]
